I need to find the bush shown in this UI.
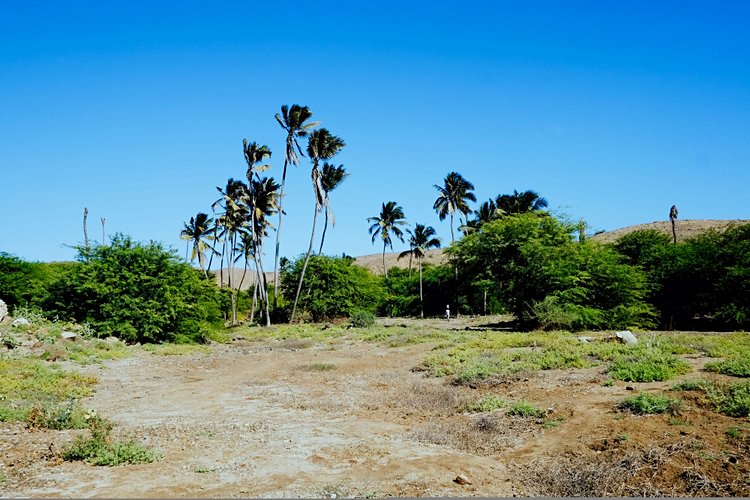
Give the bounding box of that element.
[466,395,508,413]
[46,234,222,343]
[619,392,682,415]
[349,310,376,328]
[281,255,385,321]
[713,382,750,417]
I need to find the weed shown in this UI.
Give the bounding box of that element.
[671,379,713,392]
[194,466,213,473]
[142,343,211,356]
[669,417,688,426]
[508,400,545,418]
[466,395,507,412]
[26,399,92,430]
[618,392,683,415]
[300,362,336,372]
[543,416,565,429]
[609,352,691,382]
[726,426,743,439]
[62,417,159,466]
[616,433,630,442]
[602,379,615,387]
[712,381,750,417]
[705,358,750,377]
[349,310,376,328]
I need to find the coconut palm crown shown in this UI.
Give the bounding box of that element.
[433,171,476,242]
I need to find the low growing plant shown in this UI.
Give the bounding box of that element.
[62,417,159,466]
[508,400,545,418]
[705,358,750,377]
[608,352,691,382]
[466,395,508,413]
[618,392,683,415]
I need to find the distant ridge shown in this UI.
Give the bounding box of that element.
[589,219,749,244]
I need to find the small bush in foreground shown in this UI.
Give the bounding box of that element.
[705,358,750,377]
[712,381,750,417]
[508,400,545,418]
[466,395,508,413]
[618,392,682,415]
[62,418,159,466]
[608,353,691,382]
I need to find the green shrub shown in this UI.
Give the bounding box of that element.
[712,382,750,417]
[46,234,222,343]
[62,417,159,466]
[281,255,385,321]
[671,379,714,392]
[466,395,508,412]
[349,310,376,328]
[508,400,545,418]
[608,352,691,382]
[618,392,682,415]
[705,358,750,377]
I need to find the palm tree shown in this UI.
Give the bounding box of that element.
[669,204,679,244]
[273,105,318,304]
[318,163,348,254]
[368,201,407,285]
[290,128,346,322]
[180,212,216,277]
[399,224,441,317]
[433,172,476,243]
[463,198,501,234]
[494,189,548,216]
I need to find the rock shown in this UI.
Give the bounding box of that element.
[61,331,77,340]
[11,318,30,327]
[614,330,638,345]
[104,336,120,343]
[0,299,7,322]
[577,336,594,343]
[453,474,472,485]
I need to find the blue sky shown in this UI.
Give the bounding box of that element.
[2,1,749,265]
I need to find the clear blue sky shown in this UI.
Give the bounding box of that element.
[2,1,749,265]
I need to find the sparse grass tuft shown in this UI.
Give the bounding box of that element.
[299,362,336,372]
[508,400,545,418]
[618,392,683,415]
[466,395,508,413]
[609,352,691,382]
[142,343,211,356]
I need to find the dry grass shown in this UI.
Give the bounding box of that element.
[590,219,749,244]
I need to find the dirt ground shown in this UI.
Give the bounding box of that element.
[2,327,750,497]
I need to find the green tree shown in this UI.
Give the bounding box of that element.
[318,163,348,254]
[273,105,318,303]
[494,189,548,216]
[433,172,476,243]
[399,224,441,317]
[290,128,346,322]
[368,201,407,285]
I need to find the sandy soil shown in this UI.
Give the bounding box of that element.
[2,329,750,497]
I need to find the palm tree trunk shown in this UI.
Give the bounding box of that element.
[83,207,89,253]
[230,232,238,326]
[249,278,258,324]
[238,259,248,294]
[318,206,329,255]
[272,159,289,308]
[671,219,677,244]
[419,256,424,318]
[449,213,455,243]
[291,205,320,323]
[382,240,389,285]
[408,252,413,278]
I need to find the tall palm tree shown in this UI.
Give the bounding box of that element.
[433,172,476,243]
[463,198,501,234]
[180,212,216,277]
[318,162,348,254]
[368,201,407,285]
[290,128,346,322]
[399,224,441,317]
[494,189,548,216]
[273,105,318,304]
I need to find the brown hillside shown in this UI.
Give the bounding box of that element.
[590,219,749,244]
[354,248,448,275]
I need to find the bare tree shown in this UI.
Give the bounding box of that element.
[669,205,679,244]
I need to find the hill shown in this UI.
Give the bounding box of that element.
[589,219,749,244]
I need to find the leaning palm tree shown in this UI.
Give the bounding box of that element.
[290,128,346,322]
[368,201,407,285]
[433,172,476,243]
[179,212,216,278]
[318,163,348,254]
[399,224,441,317]
[273,105,318,304]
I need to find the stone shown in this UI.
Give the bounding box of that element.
[11,318,30,327]
[577,336,594,343]
[453,474,472,485]
[61,331,77,340]
[0,299,7,322]
[614,330,638,345]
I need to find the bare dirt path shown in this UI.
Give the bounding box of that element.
[6,340,514,498]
